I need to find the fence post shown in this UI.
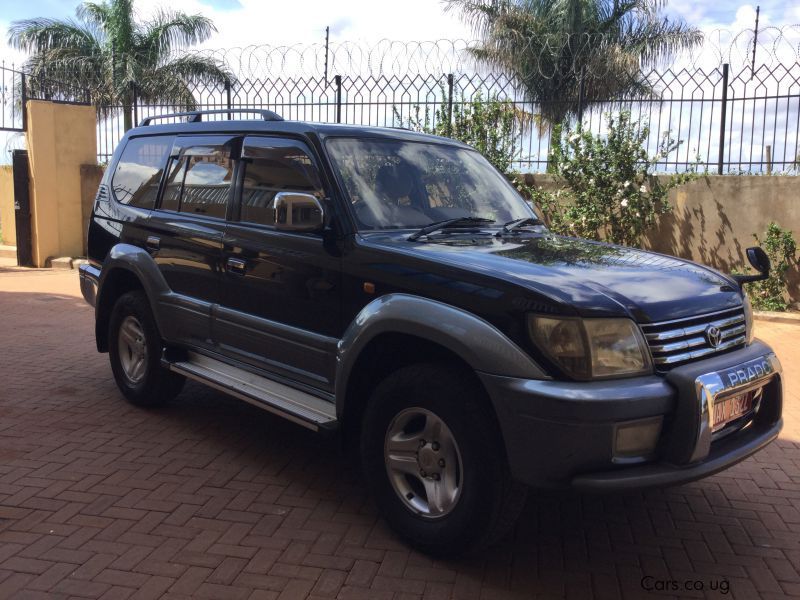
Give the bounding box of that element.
[225,80,232,120]
[717,63,729,175]
[576,65,586,124]
[20,72,27,131]
[446,73,454,137]
[131,81,138,127]
[335,75,342,123]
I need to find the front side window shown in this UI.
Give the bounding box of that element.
[238,137,324,226]
[160,142,233,219]
[326,138,534,230]
[111,135,174,208]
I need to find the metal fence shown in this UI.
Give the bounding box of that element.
[106,60,799,174]
[0,61,91,133]
[5,27,800,174]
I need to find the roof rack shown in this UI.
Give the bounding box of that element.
[138,108,284,127]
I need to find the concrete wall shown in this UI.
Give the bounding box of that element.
[525,174,800,305]
[0,165,14,246]
[26,100,97,267]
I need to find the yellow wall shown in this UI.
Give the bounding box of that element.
[26,100,97,267]
[0,165,14,246]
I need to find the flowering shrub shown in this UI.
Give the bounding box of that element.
[531,112,697,247]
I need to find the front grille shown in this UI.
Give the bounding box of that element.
[641,307,747,370]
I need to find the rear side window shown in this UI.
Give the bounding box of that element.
[239,137,323,226]
[111,136,173,208]
[160,140,234,219]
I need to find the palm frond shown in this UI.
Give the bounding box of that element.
[138,11,217,59]
[76,2,112,29]
[450,0,702,125]
[139,55,234,93]
[8,18,102,53]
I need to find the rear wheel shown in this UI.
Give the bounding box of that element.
[361,362,526,556]
[108,290,184,407]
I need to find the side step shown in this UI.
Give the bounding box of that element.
[167,352,337,431]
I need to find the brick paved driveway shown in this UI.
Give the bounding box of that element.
[0,264,798,600]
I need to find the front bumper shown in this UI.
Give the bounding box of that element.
[480,340,782,491]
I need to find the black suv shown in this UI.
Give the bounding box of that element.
[80,109,783,555]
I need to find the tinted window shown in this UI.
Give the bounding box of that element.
[326,138,534,230]
[160,143,233,219]
[239,138,323,226]
[111,136,173,208]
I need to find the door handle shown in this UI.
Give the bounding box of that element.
[227,257,247,275]
[146,236,160,251]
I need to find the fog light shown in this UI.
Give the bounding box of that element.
[614,417,663,459]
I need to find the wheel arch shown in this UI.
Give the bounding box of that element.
[95,244,170,352]
[335,293,547,443]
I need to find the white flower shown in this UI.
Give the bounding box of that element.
[621,199,629,208]
[623,180,631,188]
[589,178,595,185]
[569,133,580,142]
[639,184,647,193]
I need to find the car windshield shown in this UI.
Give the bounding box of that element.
[326,137,536,231]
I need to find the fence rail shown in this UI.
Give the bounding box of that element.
[96,59,799,174]
[1,62,91,134]
[3,30,799,174]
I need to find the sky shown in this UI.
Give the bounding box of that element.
[0,0,798,66]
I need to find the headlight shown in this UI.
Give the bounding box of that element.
[743,295,754,344]
[528,315,652,380]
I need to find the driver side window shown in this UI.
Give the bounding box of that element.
[238,137,323,227]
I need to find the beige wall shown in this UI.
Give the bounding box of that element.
[26,100,97,267]
[525,174,800,305]
[0,165,14,246]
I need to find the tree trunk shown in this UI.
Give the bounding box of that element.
[123,104,133,132]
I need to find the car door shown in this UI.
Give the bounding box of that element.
[146,134,239,350]
[214,135,341,392]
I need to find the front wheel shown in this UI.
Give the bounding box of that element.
[361,363,526,556]
[108,290,185,407]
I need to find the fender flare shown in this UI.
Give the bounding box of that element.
[334,293,548,415]
[96,243,172,334]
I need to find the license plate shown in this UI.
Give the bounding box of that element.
[712,391,755,431]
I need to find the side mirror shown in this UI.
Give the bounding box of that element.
[274,192,324,233]
[732,246,770,287]
[747,246,770,274]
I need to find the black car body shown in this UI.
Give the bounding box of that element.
[80,110,783,554]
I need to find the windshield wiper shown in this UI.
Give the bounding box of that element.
[500,216,545,234]
[407,217,496,241]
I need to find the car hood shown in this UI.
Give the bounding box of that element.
[363,232,744,323]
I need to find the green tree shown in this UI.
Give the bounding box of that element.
[8,0,233,131]
[444,0,702,126]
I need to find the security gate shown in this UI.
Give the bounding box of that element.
[12,149,33,267]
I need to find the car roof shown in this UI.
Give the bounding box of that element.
[125,119,472,149]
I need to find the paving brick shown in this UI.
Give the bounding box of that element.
[0,262,799,600]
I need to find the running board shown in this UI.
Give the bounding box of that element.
[167,352,337,431]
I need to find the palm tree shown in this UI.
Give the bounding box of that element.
[444,0,702,126]
[8,0,233,131]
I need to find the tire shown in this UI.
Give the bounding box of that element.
[361,362,527,556]
[108,290,185,407]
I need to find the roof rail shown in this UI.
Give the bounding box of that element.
[138,108,284,127]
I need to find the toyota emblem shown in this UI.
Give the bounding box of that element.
[705,325,722,348]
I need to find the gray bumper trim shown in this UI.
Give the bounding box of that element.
[79,262,100,308]
[571,419,782,492]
